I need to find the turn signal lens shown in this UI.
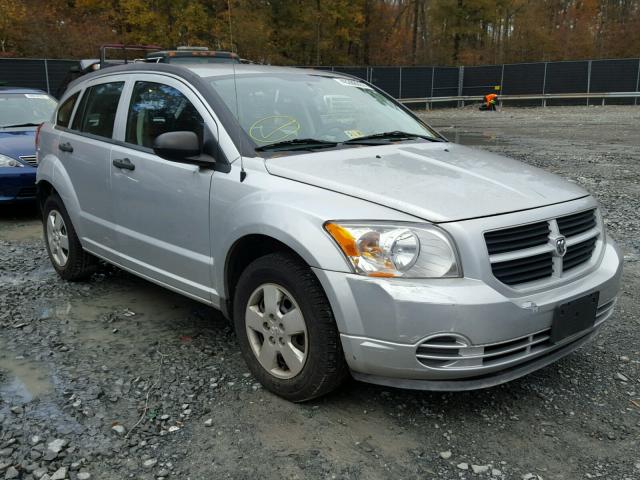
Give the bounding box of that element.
[325,223,358,257]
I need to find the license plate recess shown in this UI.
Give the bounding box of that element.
[551,292,599,343]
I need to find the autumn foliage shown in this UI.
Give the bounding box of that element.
[1,0,639,65]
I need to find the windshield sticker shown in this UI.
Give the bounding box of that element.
[249,115,301,144]
[344,130,365,139]
[25,94,50,99]
[334,78,373,90]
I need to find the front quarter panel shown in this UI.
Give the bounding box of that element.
[211,157,422,300]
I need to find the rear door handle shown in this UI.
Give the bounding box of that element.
[112,157,135,171]
[58,142,73,153]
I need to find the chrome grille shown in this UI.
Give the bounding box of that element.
[484,221,550,254]
[19,155,37,166]
[557,210,596,237]
[563,237,598,271]
[491,252,553,285]
[485,209,599,287]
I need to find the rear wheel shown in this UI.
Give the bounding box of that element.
[233,252,348,402]
[43,194,96,281]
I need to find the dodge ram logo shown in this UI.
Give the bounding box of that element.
[555,236,567,257]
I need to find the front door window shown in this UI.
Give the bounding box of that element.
[125,81,204,149]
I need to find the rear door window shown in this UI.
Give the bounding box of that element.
[73,82,124,139]
[125,81,204,149]
[56,92,79,128]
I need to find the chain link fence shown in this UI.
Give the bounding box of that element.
[310,58,640,107]
[2,57,639,105]
[0,59,78,98]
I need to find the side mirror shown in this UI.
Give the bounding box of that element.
[153,131,201,162]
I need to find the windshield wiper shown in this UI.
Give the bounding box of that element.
[343,131,442,144]
[1,123,42,129]
[255,138,338,152]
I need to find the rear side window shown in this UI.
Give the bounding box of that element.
[56,92,79,128]
[73,82,124,139]
[125,81,204,149]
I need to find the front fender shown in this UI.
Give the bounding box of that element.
[211,161,422,299]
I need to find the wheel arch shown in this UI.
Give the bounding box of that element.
[223,233,311,319]
[36,155,84,238]
[36,179,60,213]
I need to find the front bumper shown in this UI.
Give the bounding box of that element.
[0,167,37,202]
[312,240,622,390]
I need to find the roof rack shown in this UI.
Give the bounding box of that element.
[99,44,163,68]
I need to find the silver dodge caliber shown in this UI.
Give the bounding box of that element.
[36,64,622,401]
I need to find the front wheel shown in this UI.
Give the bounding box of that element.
[233,252,348,402]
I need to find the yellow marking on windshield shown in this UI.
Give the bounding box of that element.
[249,115,301,144]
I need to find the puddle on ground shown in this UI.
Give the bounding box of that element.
[0,343,52,404]
[59,277,210,347]
[0,219,42,242]
[0,340,87,435]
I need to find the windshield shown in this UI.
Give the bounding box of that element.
[0,93,57,127]
[207,73,437,148]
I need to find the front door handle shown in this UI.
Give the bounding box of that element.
[112,157,135,171]
[58,142,73,153]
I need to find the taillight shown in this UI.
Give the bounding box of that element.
[35,123,44,148]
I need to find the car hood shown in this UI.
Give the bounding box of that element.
[264,142,589,223]
[0,129,36,159]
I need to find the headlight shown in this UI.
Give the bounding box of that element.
[325,221,461,278]
[0,154,23,167]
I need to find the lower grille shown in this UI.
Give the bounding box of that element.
[19,155,38,167]
[415,335,468,368]
[482,330,552,367]
[416,298,616,371]
[16,186,37,197]
[416,331,552,369]
[596,298,616,321]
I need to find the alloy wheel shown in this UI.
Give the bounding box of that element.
[245,283,309,379]
[46,209,69,267]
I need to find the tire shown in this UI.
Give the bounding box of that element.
[233,252,348,402]
[43,193,97,281]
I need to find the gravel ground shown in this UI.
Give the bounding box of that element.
[1,106,639,480]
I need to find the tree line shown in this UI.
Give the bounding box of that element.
[1,0,639,66]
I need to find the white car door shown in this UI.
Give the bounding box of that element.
[109,74,220,303]
[57,77,130,254]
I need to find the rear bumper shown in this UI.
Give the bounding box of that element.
[313,239,622,390]
[0,168,37,202]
